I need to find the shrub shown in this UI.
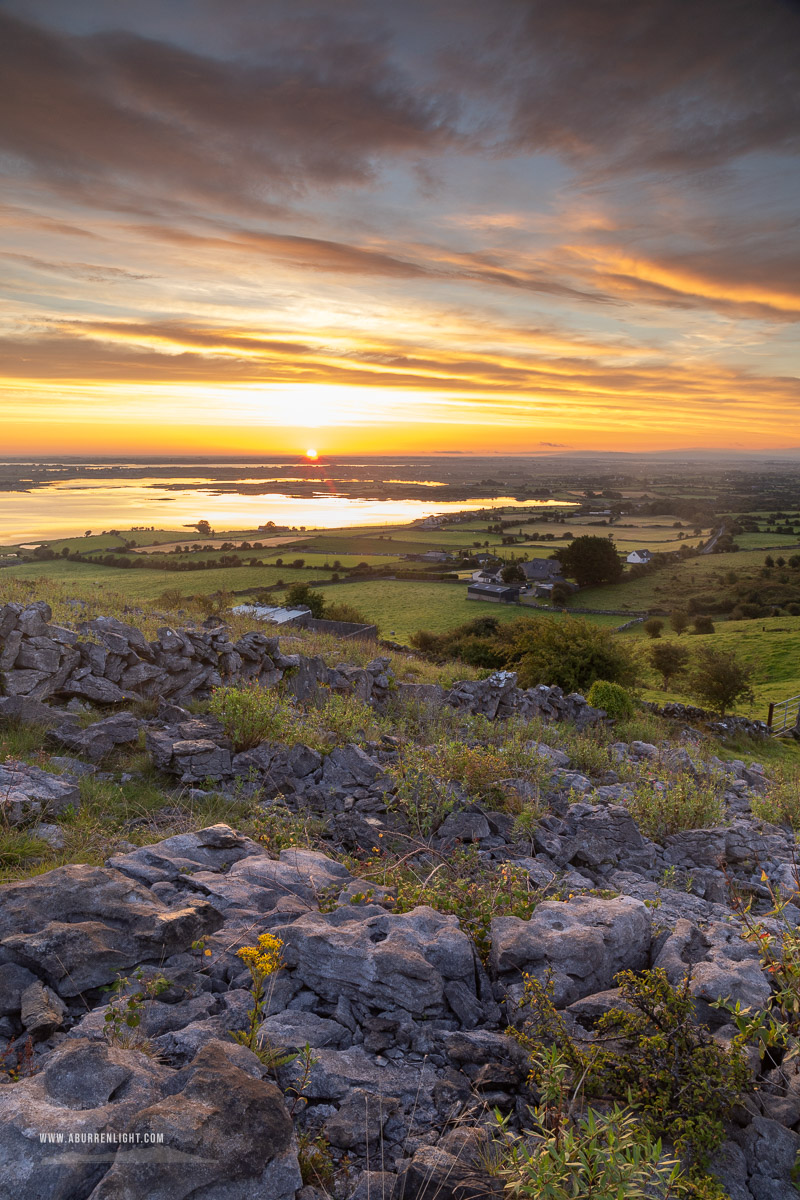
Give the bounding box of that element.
[595,970,750,1163]
[587,679,635,720]
[208,683,298,751]
[322,601,371,624]
[643,617,664,639]
[509,616,637,693]
[688,646,754,714]
[626,774,725,841]
[284,583,325,617]
[692,615,715,634]
[513,969,749,1168]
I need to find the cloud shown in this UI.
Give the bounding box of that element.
[0,10,457,213]
[446,0,800,173]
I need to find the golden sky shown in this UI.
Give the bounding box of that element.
[1,0,798,455]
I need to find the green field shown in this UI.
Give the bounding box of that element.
[573,549,794,613]
[624,615,800,718]
[731,533,800,551]
[313,580,623,641]
[0,559,337,600]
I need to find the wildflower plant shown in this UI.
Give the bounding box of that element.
[232,932,287,1060]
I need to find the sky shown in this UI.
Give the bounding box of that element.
[0,0,798,456]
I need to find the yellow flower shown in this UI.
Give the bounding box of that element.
[761,870,769,883]
[236,932,284,979]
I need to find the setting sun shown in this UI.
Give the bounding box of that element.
[305,448,318,460]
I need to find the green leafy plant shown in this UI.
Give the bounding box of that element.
[509,616,637,693]
[208,683,300,751]
[586,679,636,720]
[495,1047,684,1199]
[297,1131,336,1189]
[103,968,171,1050]
[512,968,749,1167]
[376,845,542,960]
[688,645,754,713]
[626,774,724,841]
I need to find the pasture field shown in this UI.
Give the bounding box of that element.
[731,532,800,551]
[0,559,338,600]
[573,548,795,613]
[625,614,800,717]
[310,579,623,641]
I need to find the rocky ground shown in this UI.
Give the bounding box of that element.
[1,601,800,1198]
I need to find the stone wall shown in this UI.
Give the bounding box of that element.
[0,603,605,732]
[0,602,391,709]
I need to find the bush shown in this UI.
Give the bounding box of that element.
[688,646,754,714]
[322,601,371,625]
[643,617,664,639]
[627,774,725,840]
[208,683,297,751]
[587,680,636,720]
[513,969,749,1168]
[284,583,325,617]
[510,616,637,693]
[595,970,750,1163]
[693,615,715,634]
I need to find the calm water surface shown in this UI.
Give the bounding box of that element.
[0,478,574,543]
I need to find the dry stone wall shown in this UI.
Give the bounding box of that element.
[0,602,606,730]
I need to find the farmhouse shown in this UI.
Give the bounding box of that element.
[627,549,653,565]
[466,582,520,603]
[471,567,501,583]
[520,558,564,583]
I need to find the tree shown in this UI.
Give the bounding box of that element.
[556,536,623,588]
[284,583,325,617]
[688,646,754,714]
[669,610,690,635]
[508,616,636,693]
[195,520,211,537]
[84,530,92,538]
[650,642,690,691]
[643,618,664,639]
[500,562,525,583]
[693,615,715,634]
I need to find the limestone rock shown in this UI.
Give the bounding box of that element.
[0,863,222,995]
[491,895,651,1008]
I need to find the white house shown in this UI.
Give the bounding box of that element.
[627,549,653,565]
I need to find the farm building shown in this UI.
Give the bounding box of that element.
[627,549,653,565]
[466,582,521,604]
[520,558,564,583]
